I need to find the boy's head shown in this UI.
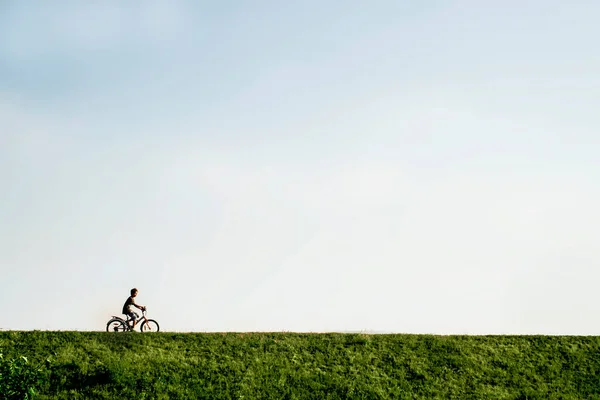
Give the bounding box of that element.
[130,288,138,297]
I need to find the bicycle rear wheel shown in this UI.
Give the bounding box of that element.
[140,319,160,332]
[106,319,128,332]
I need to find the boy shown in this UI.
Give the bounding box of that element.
[122,288,146,329]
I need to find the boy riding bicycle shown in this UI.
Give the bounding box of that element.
[123,288,146,329]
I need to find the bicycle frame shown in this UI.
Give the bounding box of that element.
[124,311,150,330]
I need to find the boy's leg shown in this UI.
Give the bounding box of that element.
[126,312,135,328]
[129,312,140,329]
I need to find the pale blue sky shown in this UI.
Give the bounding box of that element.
[1,1,599,333]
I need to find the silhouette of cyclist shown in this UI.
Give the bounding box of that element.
[123,288,146,329]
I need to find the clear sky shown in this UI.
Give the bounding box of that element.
[1,1,599,334]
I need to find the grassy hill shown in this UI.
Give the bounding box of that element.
[1,331,599,399]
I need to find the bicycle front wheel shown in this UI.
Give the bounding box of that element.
[140,319,160,332]
[106,319,128,332]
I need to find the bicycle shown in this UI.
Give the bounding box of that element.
[106,309,160,332]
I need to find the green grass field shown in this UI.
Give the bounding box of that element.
[1,331,599,399]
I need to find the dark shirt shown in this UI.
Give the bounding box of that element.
[122,296,135,314]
